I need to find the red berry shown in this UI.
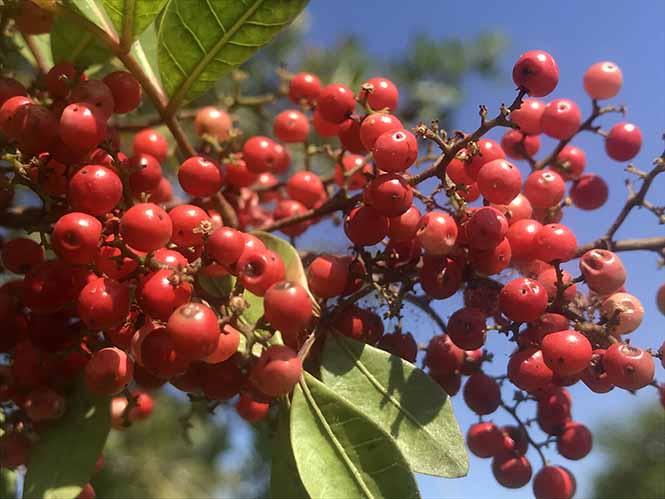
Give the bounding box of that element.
[166,302,220,360]
[307,255,349,299]
[501,130,540,160]
[250,345,302,397]
[537,267,577,303]
[605,122,642,162]
[333,306,384,345]
[499,277,548,323]
[273,199,311,237]
[23,261,78,314]
[334,154,371,190]
[389,205,422,242]
[372,129,418,172]
[84,347,133,395]
[570,174,608,210]
[464,372,501,415]
[510,98,545,134]
[533,466,575,499]
[24,386,66,422]
[467,422,505,458]
[603,343,654,390]
[344,205,389,246]
[447,307,487,350]
[557,422,592,460]
[476,159,522,204]
[542,330,592,376]
[359,112,403,150]
[243,136,279,173]
[103,71,141,114]
[492,454,533,489]
[77,277,131,331]
[127,153,162,195]
[0,95,31,136]
[178,156,224,197]
[68,164,122,216]
[264,281,313,346]
[578,249,626,295]
[120,203,173,252]
[337,117,366,154]
[194,106,232,141]
[236,248,286,296]
[70,80,115,118]
[236,393,270,422]
[541,99,581,140]
[508,347,554,392]
[137,326,189,380]
[584,61,622,100]
[287,171,325,208]
[317,83,356,123]
[148,177,173,204]
[204,324,241,364]
[366,173,413,217]
[533,224,577,263]
[1,237,44,274]
[168,204,209,248]
[312,108,341,137]
[492,193,534,225]
[288,72,321,105]
[513,50,559,97]
[420,256,463,299]
[52,212,102,264]
[468,237,511,275]
[581,349,614,394]
[206,227,245,266]
[524,170,565,208]
[553,145,586,180]
[274,109,309,143]
[0,76,27,106]
[138,269,192,321]
[12,103,58,153]
[447,157,475,185]
[507,219,542,261]
[377,331,417,363]
[133,128,168,162]
[361,77,399,111]
[466,207,509,250]
[200,360,244,400]
[424,334,464,376]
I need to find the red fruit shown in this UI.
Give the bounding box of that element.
[307,254,349,299]
[333,306,384,345]
[236,393,270,422]
[464,372,500,415]
[584,61,622,100]
[524,170,565,208]
[501,130,540,160]
[127,153,162,195]
[273,199,310,237]
[537,267,577,303]
[204,324,240,364]
[250,345,302,397]
[0,76,27,106]
[133,128,168,162]
[274,109,309,143]
[224,156,258,188]
[420,256,463,299]
[0,95,31,136]
[24,386,66,422]
[52,212,102,264]
[476,158,522,204]
[465,139,506,180]
[312,109,341,137]
[236,248,286,296]
[68,165,122,216]
[553,145,586,180]
[605,122,642,161]
[70,80,114,118]
[344,205,389,246]
[359,112,403,150]
[166,302,220,360]
[120,203,173,252]
[288,72,321,104]
[264,281,313,346]
[168,204,209,248]
[78,277,131,331]
[603,343,654,390]
[541,99,581,140]
[337,117,366,154]
[447,307,487,350]
[23,261,78,314]
[200,361,244,400]
[570,174,608,210]
[556,422,592,460]
[467,422,505,458]
[388,205,421,242]
[287,171,325,208]
[243,136,278,173]
[513,50,559,97]
[373,129,418,172]
[492,454,533,489]
[334,154,371,190]
[447,157,475,185]
[12,103,58,153]
[579,249,626,295]
[367,173,413,217]
[317,83,356,123]
[206,227,244,266]
[138,327,189,380]
[85,347,133,395]
[424,334,464,376]
[492,193,534,225]
[508,347,554,392]
[463,279,501,316]
[510,98,545,134]
[501,425,529,456]
[533,466,576,499]
[507,219,542,261]
[431,370,462,395]
[499,277,548,323]
[103,71,141,114]
[376,332,417,363]
[178,156,224,197]
[149,177,173,204]
[414,210,457,255]
[361,77,399,111]
[0,432,31,469]
[581,349,614,394]
[533,224,577,263]
[1,237,44,274]
[466,207,509,250]
[194,106,232,141]
[140,264,189,313]
[541,330,592,376]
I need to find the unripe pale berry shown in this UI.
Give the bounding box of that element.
[194,106,232,141]
[603,343,655,390]
[600,292,644,335]
[579,249,626,295]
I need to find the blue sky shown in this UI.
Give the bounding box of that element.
[298,1,665,498]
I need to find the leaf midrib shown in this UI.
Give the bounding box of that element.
[165,0,265,114]
[121,0,136,48]
[299,377,375,499]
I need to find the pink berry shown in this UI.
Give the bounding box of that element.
[583,61,622,100]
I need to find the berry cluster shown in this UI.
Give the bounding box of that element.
[1,23,664,499]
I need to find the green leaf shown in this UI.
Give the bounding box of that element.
[291,372,420,499]
[158,0,308,110]
[320,334,469,478]
[51,15,112,67]
[102,0,167,45]
[1,469,17,499]
[23,381,111,499]
[270,403,309,499]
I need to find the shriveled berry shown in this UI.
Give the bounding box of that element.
[579,249,626,295]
